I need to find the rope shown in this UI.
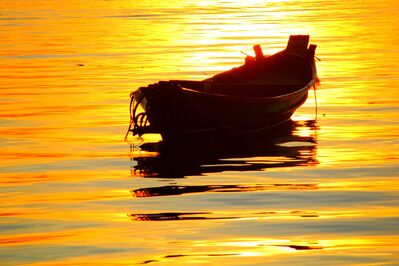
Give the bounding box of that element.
[124,89,149,141]
[313,84,318,120]
[124,95,135,141]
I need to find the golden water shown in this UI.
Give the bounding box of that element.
[1,0,399,265]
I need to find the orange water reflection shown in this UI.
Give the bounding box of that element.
[1,0,399,265]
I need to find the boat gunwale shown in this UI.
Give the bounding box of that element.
[173,55,317,102]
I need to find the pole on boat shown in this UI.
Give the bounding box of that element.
[253,44,264,60]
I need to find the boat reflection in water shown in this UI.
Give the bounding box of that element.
[131,119,318,180]
[130,119,318,222]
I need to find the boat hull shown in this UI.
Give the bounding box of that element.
[132,81,311,140]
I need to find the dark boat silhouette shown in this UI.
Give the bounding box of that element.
[127,35,318,141]
[131,119,318,179]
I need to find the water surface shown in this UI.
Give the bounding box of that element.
[1,0,399,265]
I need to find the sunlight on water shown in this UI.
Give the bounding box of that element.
[1,0,399,265]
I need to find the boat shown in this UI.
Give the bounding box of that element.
[127,35,318,141]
